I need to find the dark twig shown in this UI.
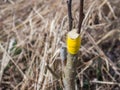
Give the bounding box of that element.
[67,0,73,31]
[78,0,84,34]
[46,64,59,79]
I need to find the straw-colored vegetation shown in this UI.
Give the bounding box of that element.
[0,0,120,90]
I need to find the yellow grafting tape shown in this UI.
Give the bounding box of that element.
[67,29,81,54]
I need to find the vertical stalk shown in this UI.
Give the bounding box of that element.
[67,0,73,31]
[63,53,77,90]
[78,0,84,34]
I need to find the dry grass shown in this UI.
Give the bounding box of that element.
[0,0,120,90]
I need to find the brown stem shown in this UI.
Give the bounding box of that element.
[67,0,73,31]
[78,0,84,34]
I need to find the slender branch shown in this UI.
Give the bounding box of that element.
[67,0,73,31]
[78,0,84,34]
[46,64,59,79]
